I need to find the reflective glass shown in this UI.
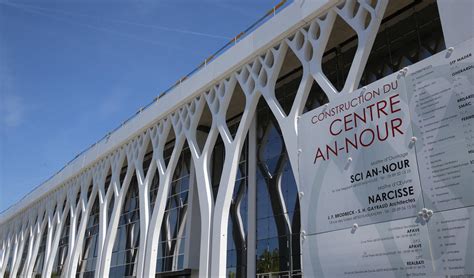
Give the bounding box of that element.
[155,143,190,274]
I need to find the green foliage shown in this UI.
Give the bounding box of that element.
[256,248,280,274]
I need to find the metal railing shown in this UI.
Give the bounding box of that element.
[256,270,302,278]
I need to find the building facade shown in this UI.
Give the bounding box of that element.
[0,0,473,277]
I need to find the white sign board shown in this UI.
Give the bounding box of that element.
[304,207,474,277]
[407,43,474,211]
[299,75,423,235]
[298,38,474,277]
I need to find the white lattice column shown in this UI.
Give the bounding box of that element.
[209,73,261,277]
[67,181,82,272]
[296,10,340,98]
[143,116,186,277]
[0,237,10,276]
[64,179,81,274]
[96,173,108,273]
[66,172,93,277]
[336,0,389,93]
[3,235,14,276]
[11,219,29,276]
[245,18,334,201]
[247,117,257,276]
[3,231,18,276]
[0,238,4,271]
[244,42,309,190]
[0,234,6,272]
[22,220,37,276]
[66,168,101,277]
[82,157,107,275]
[97,144,137,277]
[131,132,156,277]
[94,151,123,278]
[43,201,55,273]
[0,240,4,272]
[238,46,302,260]
[11,231,19,275]
[21,219,37,277]
[181,94,219,277]
[25,203,47,277]
[43,193,69,277]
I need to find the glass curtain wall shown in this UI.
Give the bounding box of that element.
[109,174,140,277]
[52,212,70,277]
[16,229,30,276]
[321,0,445,91]
[32,223,48,277]
[224,119,249,278]
[76,196,100,278]
[207,115,249,278]
[255,93,302,277]
[3,245,14,277]
[155,142,191,274]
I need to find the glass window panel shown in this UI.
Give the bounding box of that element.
[268,215,279,239]
[178,237,186,255]
[180,190,188,202]
[227,267,237,278]
[267,236,279,254]
[156,257,163,273]
[227,250,236,268]
[178,255,184,269]
[256,238,269,258]
[155,144,191,274]
[257,217,270,240]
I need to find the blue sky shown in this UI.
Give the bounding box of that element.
[0,0,281,212]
